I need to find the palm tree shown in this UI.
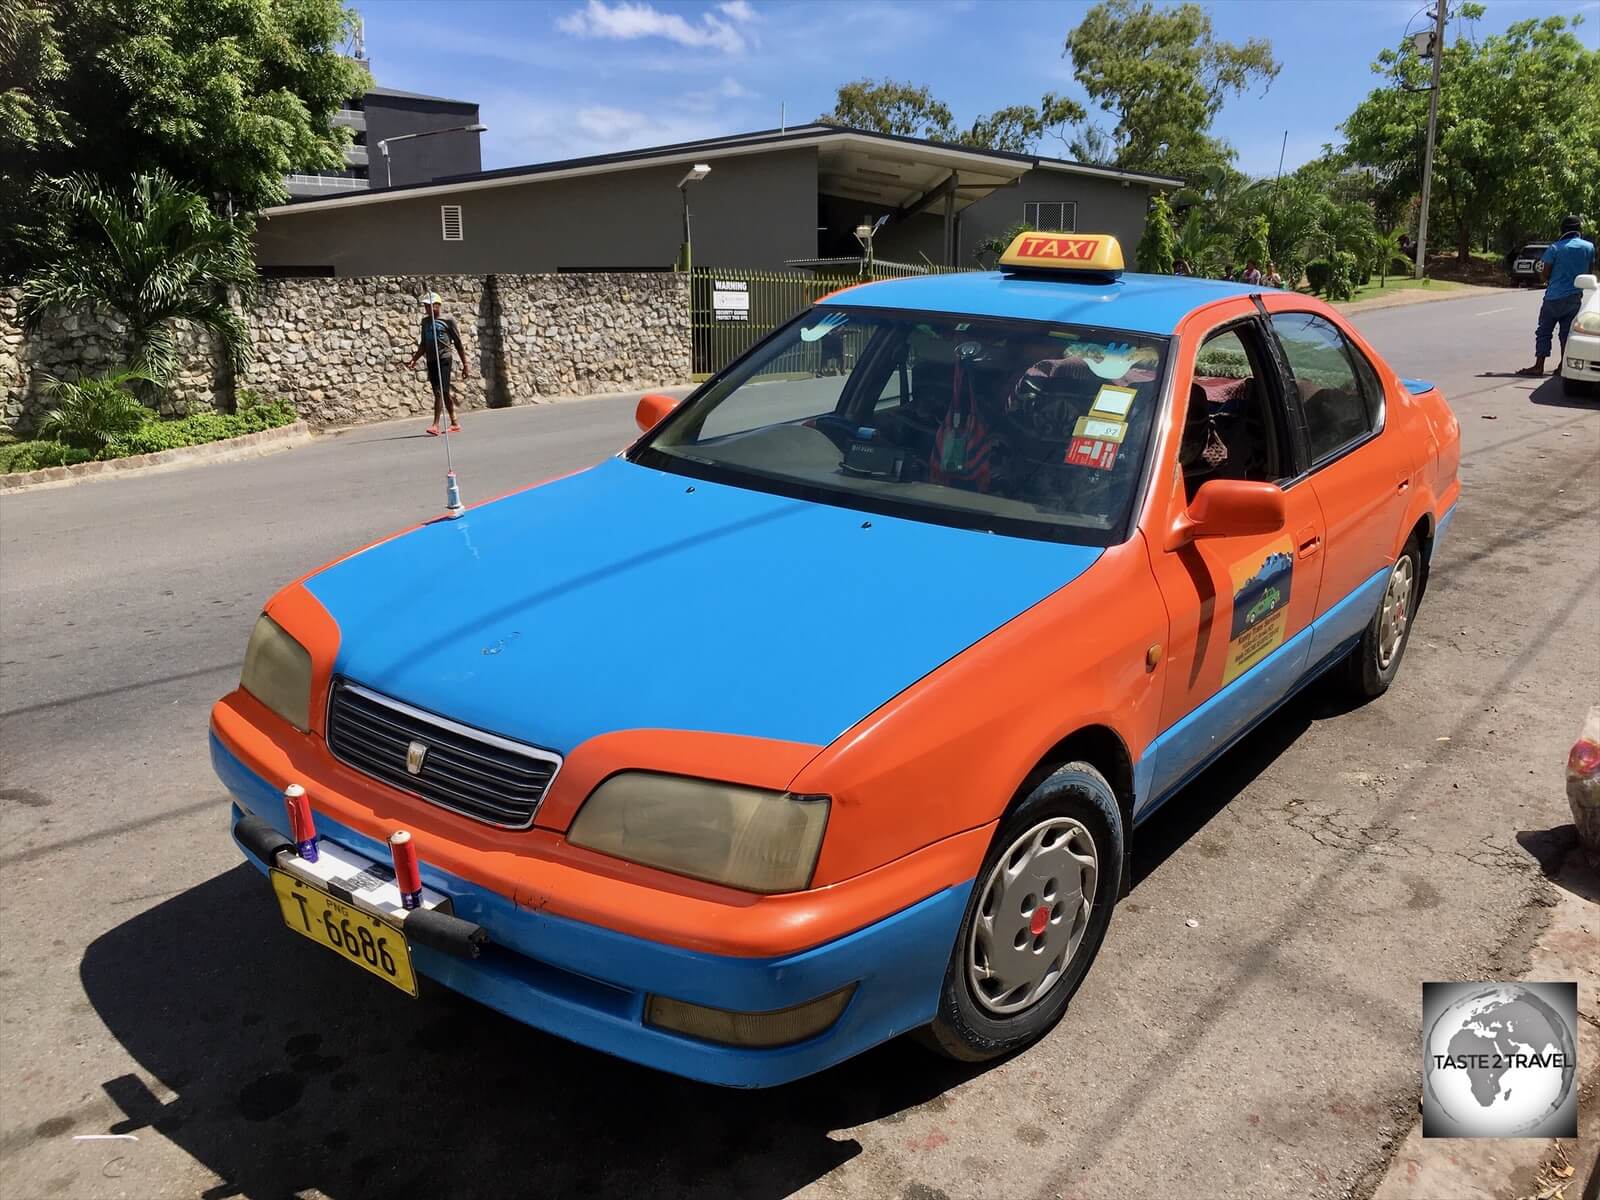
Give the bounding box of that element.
[1173,210,1225,278]
[1373,228,1406,288]
[20,171,256,387]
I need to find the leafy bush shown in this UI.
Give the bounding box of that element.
[1328,251,1359,301]
[0,441,95,472]
[1195,347,1252,378]
[102,400,295,457]
[1137,193,1176,274]
[1305,258,1333,294]
[36,370,154,452]
[3,397,296,473]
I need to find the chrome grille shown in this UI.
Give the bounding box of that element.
[326,680,560,829]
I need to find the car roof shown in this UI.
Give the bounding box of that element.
[818,270,1264,336]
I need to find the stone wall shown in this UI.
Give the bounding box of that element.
[2,272,690,434]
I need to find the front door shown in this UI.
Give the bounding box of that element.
[1140,306,1325,813]
[1263,304,1421,669]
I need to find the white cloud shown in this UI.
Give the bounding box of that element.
[718,0,756,21]
[677,76,758,112]
[557,0,748,54]
[478,88,747,165]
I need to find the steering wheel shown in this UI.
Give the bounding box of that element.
[999,362,1097,443]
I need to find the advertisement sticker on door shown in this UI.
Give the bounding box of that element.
[1224,538,1295,683]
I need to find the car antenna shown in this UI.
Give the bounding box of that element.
[422,286,467,518]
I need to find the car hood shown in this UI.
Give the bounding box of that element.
[303,457,1101,752]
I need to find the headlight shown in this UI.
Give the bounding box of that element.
[567,772,829,893]
[1574,311,1600,335]
[240,614,313,731]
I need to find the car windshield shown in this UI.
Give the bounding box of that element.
[632,308,1170,545]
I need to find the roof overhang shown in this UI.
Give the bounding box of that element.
[260,125,1172,220]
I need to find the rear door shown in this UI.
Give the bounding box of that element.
[1264,307,1418,669]
[1141,303,1325,811]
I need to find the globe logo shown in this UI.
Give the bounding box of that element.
[1422,983,1578,1138]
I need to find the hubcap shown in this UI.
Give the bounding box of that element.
[966,816,1098,1015]
[1377,555,1414,669]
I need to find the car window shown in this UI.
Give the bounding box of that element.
[633,308,1171,546]
[1269,312,1374,463]
[1183,326,1287,501]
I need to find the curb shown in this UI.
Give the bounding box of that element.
[0,421,314,495]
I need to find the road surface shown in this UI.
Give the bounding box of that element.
[1,290,1596,1200]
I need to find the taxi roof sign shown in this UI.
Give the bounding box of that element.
[999,232,1124,278]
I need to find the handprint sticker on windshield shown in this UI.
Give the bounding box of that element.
[800,313,851,342]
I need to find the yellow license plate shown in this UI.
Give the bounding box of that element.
[270,869,418,996]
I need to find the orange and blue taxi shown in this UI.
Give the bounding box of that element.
[212,232,1460,1086]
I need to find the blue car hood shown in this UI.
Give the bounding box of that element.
[303,457,1101,752]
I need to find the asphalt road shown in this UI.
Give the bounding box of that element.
[1,290,1596,1200]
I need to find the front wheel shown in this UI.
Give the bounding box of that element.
[1338,537,1422,700]
[917,763,1123,1063]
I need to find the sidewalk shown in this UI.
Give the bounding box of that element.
[1370,844,1599,1200]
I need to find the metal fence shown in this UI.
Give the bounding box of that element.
[688,261,961,377]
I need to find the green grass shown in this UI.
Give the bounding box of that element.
[1341,276,1468,305]
[1295,276,1470,307]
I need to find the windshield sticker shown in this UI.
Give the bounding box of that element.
[1089,385,1137,419]
[1065,437,1118,470]
[1223,538,1295,683]
[1073,415,1127,444]
[800,312,850,342]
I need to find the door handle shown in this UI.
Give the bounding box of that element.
[1396,478,1410,494]
[1296,526,1322,558]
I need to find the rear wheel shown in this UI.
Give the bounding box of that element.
[1338,537,1422,700]
[917,762,1123,1063]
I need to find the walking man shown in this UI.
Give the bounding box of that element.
[1517,215,1595,377]
[406,292,470,434]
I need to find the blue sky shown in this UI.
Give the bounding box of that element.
[360,0,1598,178]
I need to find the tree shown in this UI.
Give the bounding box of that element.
[1241,214,1270,271]
[0,3,71,278]
[1063,0,1278,177]
[2,0,368,278]
[1173,209,1225,277]
[21,172,257,385]
[1372,228,1406,288]
[1136,193,1176,274]
[822,79,1083,154]
[1341,8,1600,262]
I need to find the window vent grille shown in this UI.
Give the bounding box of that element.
[1023,201,1077,233]
[441,205,464,241]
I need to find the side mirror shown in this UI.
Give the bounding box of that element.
[1575,274,1598,292]
[635,392,678,434]
[1166,479,1287,551]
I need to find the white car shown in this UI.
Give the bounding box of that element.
[1563,273,1600,397]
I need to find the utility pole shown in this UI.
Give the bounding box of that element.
[1413,2,1446,279]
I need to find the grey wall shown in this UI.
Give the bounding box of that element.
[959,171,1154,264]
[866,170,1156,269]
[365,95,482,188]
[256,148,820,277]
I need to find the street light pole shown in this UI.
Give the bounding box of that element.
[376,123,488,189]
[1414,3,1447,279]
[677,164,711,274]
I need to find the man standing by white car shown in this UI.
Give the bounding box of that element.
[1517,215,1595,378]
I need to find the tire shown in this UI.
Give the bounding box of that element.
[917,762,1124,1063]
[1338,536,1423,700]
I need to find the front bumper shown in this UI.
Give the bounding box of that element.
[1562,332,1600,383]
[213,734,971,1087]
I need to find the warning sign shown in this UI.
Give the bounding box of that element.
[713,279,749,322]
